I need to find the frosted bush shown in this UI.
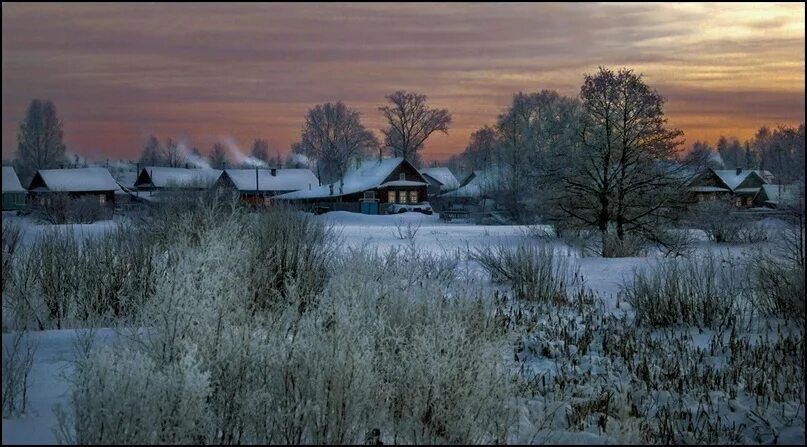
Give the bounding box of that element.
[621,255,744,328]
[2,330,37,417]
[470,243,580,304]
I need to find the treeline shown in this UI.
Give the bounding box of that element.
[683,125,806,183]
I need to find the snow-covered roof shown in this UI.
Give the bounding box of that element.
[30,168,121,192]
[220,168,318,192]
[2,166,25,192]
[277,157,414,200]
[420,167,460,190]
[759,184,802,206]
[440,170,498,198]
[137,167,222,188]
[114,170,139,189]
[712,169,771,191]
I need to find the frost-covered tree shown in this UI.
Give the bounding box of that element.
[379,90,451,167]
[552,67,684,256]
[294,101,378,184]
[209,143,229,169]
[753,124,805,183]
[139,136,164,167]
[14,99,68,183]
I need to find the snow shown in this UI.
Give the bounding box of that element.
[1,329,117,445]
[2,167,25,192]
[420,167,460,190]
[137,166,222,189]
[221,168,318,192]
[32,168,120,192]
[277,157,418,200]
[759,183,802,206]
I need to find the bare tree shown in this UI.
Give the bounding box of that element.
[379,91,451,167]
[209,143,229,169]
[162,138,183,168]
[14,99,67,182]
[139,135,164,166]
[294,101,378,184]
[552,67,684,256]
[683,141,721,170]
[251,139,270,164]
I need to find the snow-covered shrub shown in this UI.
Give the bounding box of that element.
[57,345,212,444]
[2,219,23,293]
[2,330,37,417]
[245,207,336,313]
[621,255,743,328]
[34,229,81,329]
[691,199,768,243]
[645,227,697,257]
[601,232,648,258]
[2,244,45,331]
[65,196,104,224]
[749,255,805,321]
[470,243,580,304]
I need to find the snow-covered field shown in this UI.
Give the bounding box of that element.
[2,211,803,444]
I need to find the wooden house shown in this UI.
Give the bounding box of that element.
[27,167,120,218]
[687,168,773,208]
[275,157,429,214]
[2,166,27,211]
[134,166,222,192]
[215,168,318,206]
[419,167,460,197]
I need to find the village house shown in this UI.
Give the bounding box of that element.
[27,167,120,219]
[753,183,804,209]
[2,166,27,211]
[687,167,774,208]
[133,166,223,198]
[419,167,460,197]
[275,157,429,214]
[215,168,319,206]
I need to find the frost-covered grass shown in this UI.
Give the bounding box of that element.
[1,206,804,445]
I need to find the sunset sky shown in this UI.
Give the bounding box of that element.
[2,2,805,163]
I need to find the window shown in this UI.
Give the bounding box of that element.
[99,195,106,205]
[364,191,376,200]
[409,190,418,203]
[388,191,396,203]
[399,173,406,180]
[398,191,408,203]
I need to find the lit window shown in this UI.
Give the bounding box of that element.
[388,191,396,203]
[99,195,106,204]
[398,191,407,203]
[409,190,418,203]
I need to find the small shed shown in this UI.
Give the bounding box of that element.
[2,166,27,211]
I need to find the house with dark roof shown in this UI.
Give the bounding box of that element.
[2,166,27,211]
[275,157,429,214]
[687,167,773,208]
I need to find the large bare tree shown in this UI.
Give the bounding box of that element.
[162,138,183,167]
[139,135,164,166]
[553,67,684,256]
[379,91,451,167]
[14,99,67,182]
[209,143,229,169]
[251,139,270,164]
[293,101,378,184]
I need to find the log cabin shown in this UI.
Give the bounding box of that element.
[275,157,429,214]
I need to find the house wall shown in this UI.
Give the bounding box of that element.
[2,192,27,211]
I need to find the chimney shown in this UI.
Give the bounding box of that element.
[271,168,277,176]
[736,167,742,175]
